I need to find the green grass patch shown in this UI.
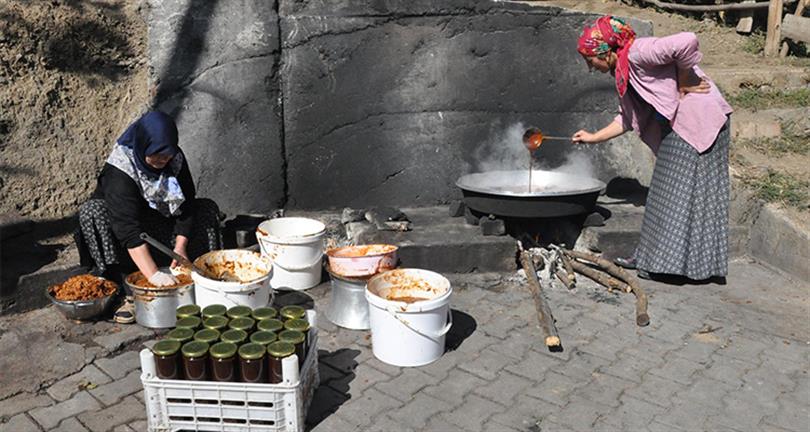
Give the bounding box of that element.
[740,133,810,156]
[741,31,765,55]
[727,87,810,110]
[743,170,809,208]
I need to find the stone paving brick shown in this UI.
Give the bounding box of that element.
[387,393,452,430]
[764,398,810,432]
[655,399,720,431]
[88,369,142,406]
[92,326,154,354]
[482,419,520,432]
[506,349,563,381]
[376,368,436,402]
[423,369,487,407]
[646,319,700,344]
[710,393,779,431]
[93,351,140,380]
[463,297,508,326]
[78,395,144,432]
[55,417,89,432]
[307,385,351,426]
[487,395,558,431]
[423,416,468,432]
[487,328,533,361]
[598,349,663,384]
[599,395,667,430]
[524,370,584,407]
[553,350,612,380]
[762,338,809,364]
[317,362,346,384]
[364,357,402,378]
[472,370,532,406]
[573,371,632,408]
[0,391,53,418]
[0,414,40,432]
[331,388,402,429]
[698,353,756,385]
[128,420,147,430]
[364,415,415,432]
[319,347,363,375]
[576,333,625,362]
[309,413,355,432]
[648,356,705,386]
[417,349,462,381]
[327,361,391,398]
[440,394,504,432]
[112,425,134,432]
[671,334,723,363]
[452,330,500,357]
[623,373,687,408]
[47,365,112,402]
[546,395,612,431]
[458,348,518,381]
[29,391,100,430]
[646,419,686,431]
[672,377,735,408]
[717,335,771,362]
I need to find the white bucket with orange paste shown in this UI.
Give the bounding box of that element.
[191,250,273,309]
[365,269,452,367]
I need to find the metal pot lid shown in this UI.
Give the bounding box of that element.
[456,170,606,197]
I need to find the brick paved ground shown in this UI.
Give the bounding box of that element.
[1,258,808,431]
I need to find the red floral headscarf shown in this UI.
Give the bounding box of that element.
[577,16,636,97]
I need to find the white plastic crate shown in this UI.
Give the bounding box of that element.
[140,313,320,432]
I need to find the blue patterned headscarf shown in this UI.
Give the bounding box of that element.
[107,111,186,217]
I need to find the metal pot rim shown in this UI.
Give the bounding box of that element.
[456,170,606,197]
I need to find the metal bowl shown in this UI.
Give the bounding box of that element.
[46,280,117,321]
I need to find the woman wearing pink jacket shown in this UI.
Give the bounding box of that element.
[572,16,733,281]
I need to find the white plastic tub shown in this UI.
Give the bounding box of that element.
[191,250,273,309]
[366,269,453,367]
[256,218,325,291]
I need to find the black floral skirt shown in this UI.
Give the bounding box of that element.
[75,198,223,279]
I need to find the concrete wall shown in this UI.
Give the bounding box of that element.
[148,0,653,215]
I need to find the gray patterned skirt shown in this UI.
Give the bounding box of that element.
[75,198,223,276]
[634,118,730,280]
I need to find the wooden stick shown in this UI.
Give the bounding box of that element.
[765,0,784,56]
[519,251,561,348]
[554,268,575,290]
[568,259,629,294]
[636,0,774,12]
[564,250,650,327]
[559,251,576,285]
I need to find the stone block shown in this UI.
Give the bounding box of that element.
[648,356,705,386]
[448,201,465,218]
[458,348,518,381]
[479,217,506,236]
[387,393,452,429]
[331,388,402,428]
[78,395,145,432]
[327,361,390,398]
[29,391,101,430]
[487,395,557,431]
[546,396,612,431]
[441,394,504,432]
[472,371,532,406]
[376,368,436,402]
[92,325,155,354]
[94,351,141,380]
[0,392,53,418]
[57,417,90,432]
[47,364,112,402]
[0,414,40,432]
[524,370,583,407]
[749,204,810,281]
[88,370,142,406]
[423,369,487,407]
[464,206,480,226]
[624,374,686,408]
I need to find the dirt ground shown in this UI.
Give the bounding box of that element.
[0,0,148,220]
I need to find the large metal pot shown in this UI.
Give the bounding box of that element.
[456,170,606,218]
[326,244,398,277]
[325,267,371,330]
[125,269,195,329]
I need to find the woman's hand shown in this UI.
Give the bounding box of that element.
[148,271,178,287]
[572,130,599,144]
[171,235,190,268]
[678,67,711,98]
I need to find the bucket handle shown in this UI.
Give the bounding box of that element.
[258,240,322,271]
[384,306,453,341]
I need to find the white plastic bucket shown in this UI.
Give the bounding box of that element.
[191,250,273,309]
[256,217,326,291]
[365,269,453,367]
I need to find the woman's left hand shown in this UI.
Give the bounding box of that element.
[171,247,189,268]
[678,67,711,98]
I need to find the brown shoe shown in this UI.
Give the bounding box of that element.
[114,296,136,324]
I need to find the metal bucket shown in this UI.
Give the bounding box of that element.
[125,270,195,329]
[325,269,371,330]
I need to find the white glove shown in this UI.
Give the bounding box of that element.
[148,271,178,287]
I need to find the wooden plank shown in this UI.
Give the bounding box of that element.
[781,0,807,56]
[782,14,810,43]
[765,0,784,56]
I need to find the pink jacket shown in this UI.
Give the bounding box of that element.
[613,33,733,154]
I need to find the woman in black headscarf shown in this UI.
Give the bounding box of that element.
[75,111,222,323]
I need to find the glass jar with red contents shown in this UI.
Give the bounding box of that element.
[266,341,295,384]
[238,343,267,383]
[209,342,237,382]
[152,339,182,380]
[181,341,210,381]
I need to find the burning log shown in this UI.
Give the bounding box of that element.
[519,251,561,348]
[563,249,650,327]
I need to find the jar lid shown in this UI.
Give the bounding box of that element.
[229,317,255,332]
[238,342,266,360]
[284,318,310,333]
[209,341,238,359]
[250,331,277,346]
[226,305,252,319]
[194,329,220,344]
[279,305,306,320]
[257,318,284,333]
[166,327,194,343]
[203,315,229,330]
[202,304,227,318]
[175,304,201,319]
[267,341,295,358]
[152,339,181,356]
[175,316,202,330]
[181,341,209,358]
[251,307,277,321]
[278,329,305,345]
[220,329,248,345]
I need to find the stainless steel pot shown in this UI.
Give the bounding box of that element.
[325,269,371,330]
[125,269,195,329]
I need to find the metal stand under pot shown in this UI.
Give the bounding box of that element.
[325,267,374,330]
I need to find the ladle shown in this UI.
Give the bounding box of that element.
[139,232,223,281]
[523,127,571,151]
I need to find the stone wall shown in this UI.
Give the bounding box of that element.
[148,0,653,215]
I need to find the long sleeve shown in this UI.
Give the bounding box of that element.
[172,158,197,239]
[631,32,702,70]
[99,165,146,249]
